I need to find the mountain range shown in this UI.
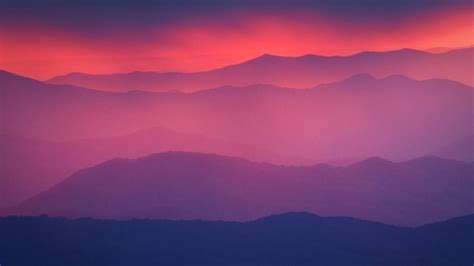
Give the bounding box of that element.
[5,152,473,226]
[0,129,307,208]
[47,47,474,92]
[1,212,472,265]
[2,68,472,217]
[2,70,472,162]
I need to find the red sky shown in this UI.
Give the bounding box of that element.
[0,1,472,80]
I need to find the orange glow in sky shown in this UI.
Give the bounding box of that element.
[0,7,472,80]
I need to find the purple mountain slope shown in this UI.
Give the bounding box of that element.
[0,129,307,208]
[6,152,474,226]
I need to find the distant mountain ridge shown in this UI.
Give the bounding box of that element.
[6,152,473,226]
[3,70,471,210]
[47,47,474,91]
[2,70,472,162]
[1,212,472,265]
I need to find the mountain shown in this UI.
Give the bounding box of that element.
[1,70,121,140]
[0,213,472,266]
[2,70,473,162]
[0,130,307,208]
[47,48,474,92]
[6,152,474,226]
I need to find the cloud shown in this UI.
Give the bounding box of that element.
[0,0,472,79]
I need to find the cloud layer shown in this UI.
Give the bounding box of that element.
[1,0,472,79]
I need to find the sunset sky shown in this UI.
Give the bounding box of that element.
[1,0,472,79]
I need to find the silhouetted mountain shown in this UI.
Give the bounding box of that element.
[0,213,472,266]
[47,47,474,92]
[0,130,307,208]
[0,69,106,95]
[7,152,474,226]
[2,70,472,162]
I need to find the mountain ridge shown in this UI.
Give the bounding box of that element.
[1,126,310,208]
[3,69,473,95]
[1,212,472,265]
[47,47,443,78]
[2,69,472,163]
[46,47,474,91]
[6,151,473,226]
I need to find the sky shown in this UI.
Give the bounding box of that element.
[0,0,473,79]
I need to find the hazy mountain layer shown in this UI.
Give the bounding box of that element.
[3,70,472,162]
[6,152,473,226]
[48,48,474,92]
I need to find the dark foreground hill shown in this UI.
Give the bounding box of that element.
[6,152,474,226]
[0,213,472,266]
